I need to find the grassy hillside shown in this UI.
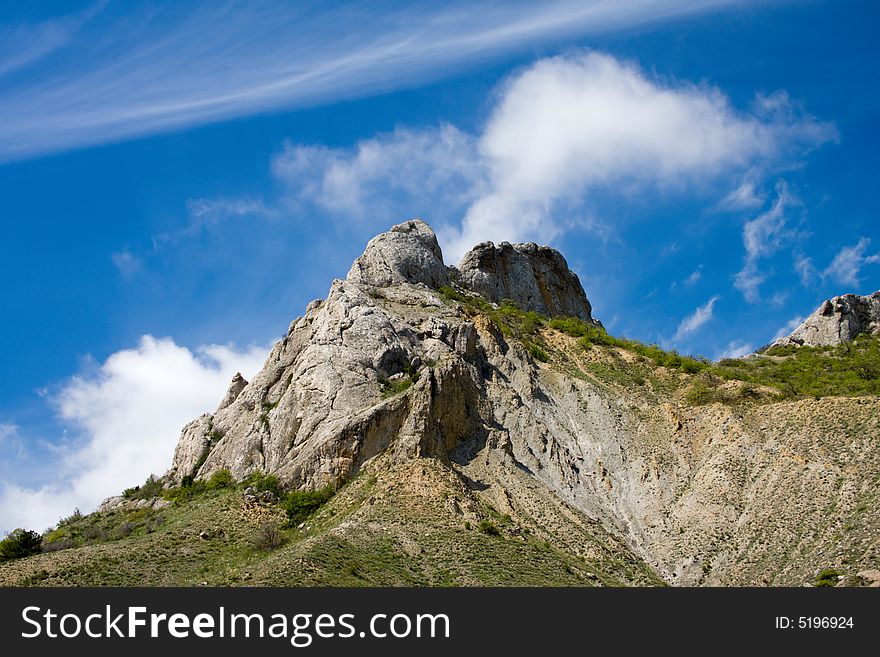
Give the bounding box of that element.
[3,300,878,587]
[0,458,662,587]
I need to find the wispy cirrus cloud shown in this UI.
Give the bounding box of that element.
[672,295,720,343]
[715,340,755,360]
[734,181,801,302]
[0,1,776,163]
[792,238,879,291]
[822,238,880,288]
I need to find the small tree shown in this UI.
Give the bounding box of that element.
[0,529,42,562]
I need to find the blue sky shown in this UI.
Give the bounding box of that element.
[1,0,878,532]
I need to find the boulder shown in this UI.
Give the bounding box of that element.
[456,240,598,323]
[772,292,880,348]
[347,218,449,289]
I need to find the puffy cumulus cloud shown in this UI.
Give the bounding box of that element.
[672,295,719,343]
[267,52,834,263]
[822,238,880,288]
[0,336,268,534]
[445,53,834,258]
[272,124,486,225]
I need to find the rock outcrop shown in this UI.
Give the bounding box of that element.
[347,218,449,289]
[772,292,880,348]
[456,240,598,323]
[160,219,879,587]
[168,219,599,491]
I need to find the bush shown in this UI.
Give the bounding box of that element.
[56,508,82,528]
[42,537,75,553]
[252,473,283,498]
[712,334,880,398]
[123,474,163,500]
[477,520,500,536]
[82,526,107,542]
[162,479,207,505]
[528,344,550,362]
[379,376,413,398]
[207,469,235,489]
[814,568,843,587]
[114,521,136,540]
[685,380,716,406]
[283,487,335,525]
[549,316,593,337]
[0,529,43,561]
[251,522,285,551]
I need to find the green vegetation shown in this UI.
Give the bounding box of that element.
[207,469,235,489]
[439,286,550,359]
[814,568,843,587]
[241,472,283,497]
[164,469,238,505]
[251,522,285,551]
[0,529,42,562]
[123,474,163,500]
[716,335,880,398]
[379,375,414,398]
[549,315,711,373]
[283,486,335,526]
[477,519,501,536]
[684,377,760,406]
[549,313,880,401]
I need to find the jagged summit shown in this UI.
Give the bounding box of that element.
[169,218,599,491]
[456,240,598,324]
[151,218,880,587]
[347,219,449,289]
[344,218,598,325]
[771,291,880,348]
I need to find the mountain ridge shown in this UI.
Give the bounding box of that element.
[3,219,878,587]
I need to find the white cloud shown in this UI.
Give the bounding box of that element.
[151,197,271,248]
[111,250,142,276]
[0,4,98,78]
[673,295,719,342]
[272,124,485,223]
[670,268,702,291]
[773,315,805,341]
[0,423,16,441]
[267,52,834,263]
[0,1,761,163]
[822,238,880,288]
[445,54,833,260]
[734,181,797,302]
[715,340,754,360]
[0,336,268,534]
[719,180,765,211]
[794,254,817,286]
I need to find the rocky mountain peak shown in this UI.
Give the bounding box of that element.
[771,291,880,348]
[456,240,598,324]
[346,218,449,289]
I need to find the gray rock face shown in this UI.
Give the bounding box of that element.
[165,218,880,586]
[771,292,880,348]
[217,373,247,412]
[167,219,600,492]
[456,241,598,323]
[347,218,449,289]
